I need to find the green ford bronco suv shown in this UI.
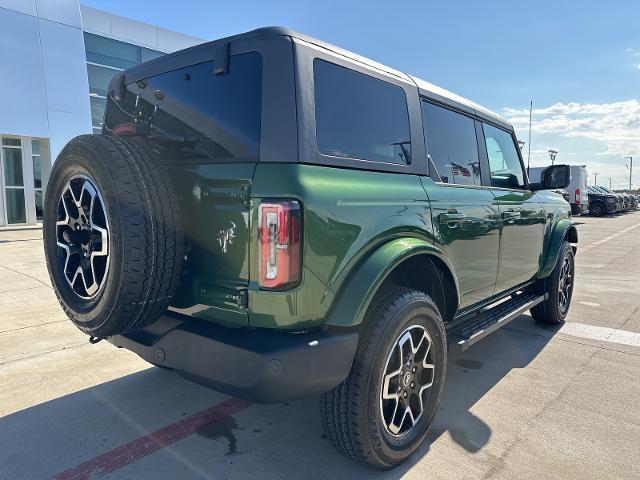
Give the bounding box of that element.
[44,27,577,469]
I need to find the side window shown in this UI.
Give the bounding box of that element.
[483,123,525,189]
[314,59,411,164]
[421,101,481,186]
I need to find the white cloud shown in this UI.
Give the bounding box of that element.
[503,100,640,156]
[637,63,640,69]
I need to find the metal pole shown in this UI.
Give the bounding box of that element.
[527,100,532,174]
[625,156,633,191]
[609,178,612,189]
[594,172,599,186]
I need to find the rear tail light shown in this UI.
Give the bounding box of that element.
[575,188,581,205]
[258,200,301,290]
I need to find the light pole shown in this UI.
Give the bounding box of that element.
[624,156,633,191]
[609,178,612,189]
[593,172,599,186]
[548,149,559,165]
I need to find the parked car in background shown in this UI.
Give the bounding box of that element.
[587,186,618,216]
[530,165,587,214]
[568,165,589,214]
[597,186,629,212]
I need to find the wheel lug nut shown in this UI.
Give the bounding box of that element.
[403,391,408,398]
[410,382,415,388]
[412,367,417,373]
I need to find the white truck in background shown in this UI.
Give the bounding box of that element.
[529,165,589,215]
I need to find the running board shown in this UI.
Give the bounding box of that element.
[447,292,547,352]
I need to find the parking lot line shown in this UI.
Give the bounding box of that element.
[560,322,640,348]
[52,398,251,480]
[580,221,640,252]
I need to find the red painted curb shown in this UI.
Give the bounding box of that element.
[52,397,252,480]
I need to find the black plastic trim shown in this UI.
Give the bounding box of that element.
[108,313,359,403]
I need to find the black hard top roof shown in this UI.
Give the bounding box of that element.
[124,26,511,129]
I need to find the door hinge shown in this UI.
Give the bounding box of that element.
[238,289,248,309]
[241,184,251,207]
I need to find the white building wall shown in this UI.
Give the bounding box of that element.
[0,6,50,139]
[0,0,203,226]
[0,0,92,158]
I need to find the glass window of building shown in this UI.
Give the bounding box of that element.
[32,140,43,220]
[1,138,26,224]
[84,33,165,134]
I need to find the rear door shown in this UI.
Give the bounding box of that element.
[480,123,546,293]
[421,100,501,309]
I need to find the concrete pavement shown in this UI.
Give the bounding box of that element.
[1,212,639,479]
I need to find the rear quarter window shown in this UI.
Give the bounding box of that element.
[105,52,262,161]
[313,59,411,165]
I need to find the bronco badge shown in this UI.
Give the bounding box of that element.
[217,221,236,253]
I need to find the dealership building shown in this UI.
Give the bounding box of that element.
[0,0,203,226]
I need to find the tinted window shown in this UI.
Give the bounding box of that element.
[421,101,481,186]
[314,59,411,164]
[104,52,262,161]
[483,123,525,189]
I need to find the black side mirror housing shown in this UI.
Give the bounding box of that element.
[532,164,571,191]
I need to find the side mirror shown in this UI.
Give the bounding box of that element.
[532,164,571,190]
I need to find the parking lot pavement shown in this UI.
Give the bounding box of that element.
[1,212,639,480]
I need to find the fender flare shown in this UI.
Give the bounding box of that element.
[539,219,578,278]
[325,238,459,328]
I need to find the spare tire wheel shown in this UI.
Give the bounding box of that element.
[43,134,183,338]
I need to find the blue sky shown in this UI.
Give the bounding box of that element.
[84,0,640,188]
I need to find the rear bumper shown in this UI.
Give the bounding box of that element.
[571,203,589,215]
[108,313,358,403]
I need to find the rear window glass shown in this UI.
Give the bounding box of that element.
[104,52,262,161]
[313,59,411,165]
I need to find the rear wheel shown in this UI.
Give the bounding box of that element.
[43,134,183,338]
[531,241,575,325]
[320,287,447,469]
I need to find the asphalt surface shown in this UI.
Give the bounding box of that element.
[1,212,639,480]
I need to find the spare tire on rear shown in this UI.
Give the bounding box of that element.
[43,134,183,338]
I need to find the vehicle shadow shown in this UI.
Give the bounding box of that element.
[0,314,559,480]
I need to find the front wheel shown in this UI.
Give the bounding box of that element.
[320,287,447,469]
[531,241,575,325]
